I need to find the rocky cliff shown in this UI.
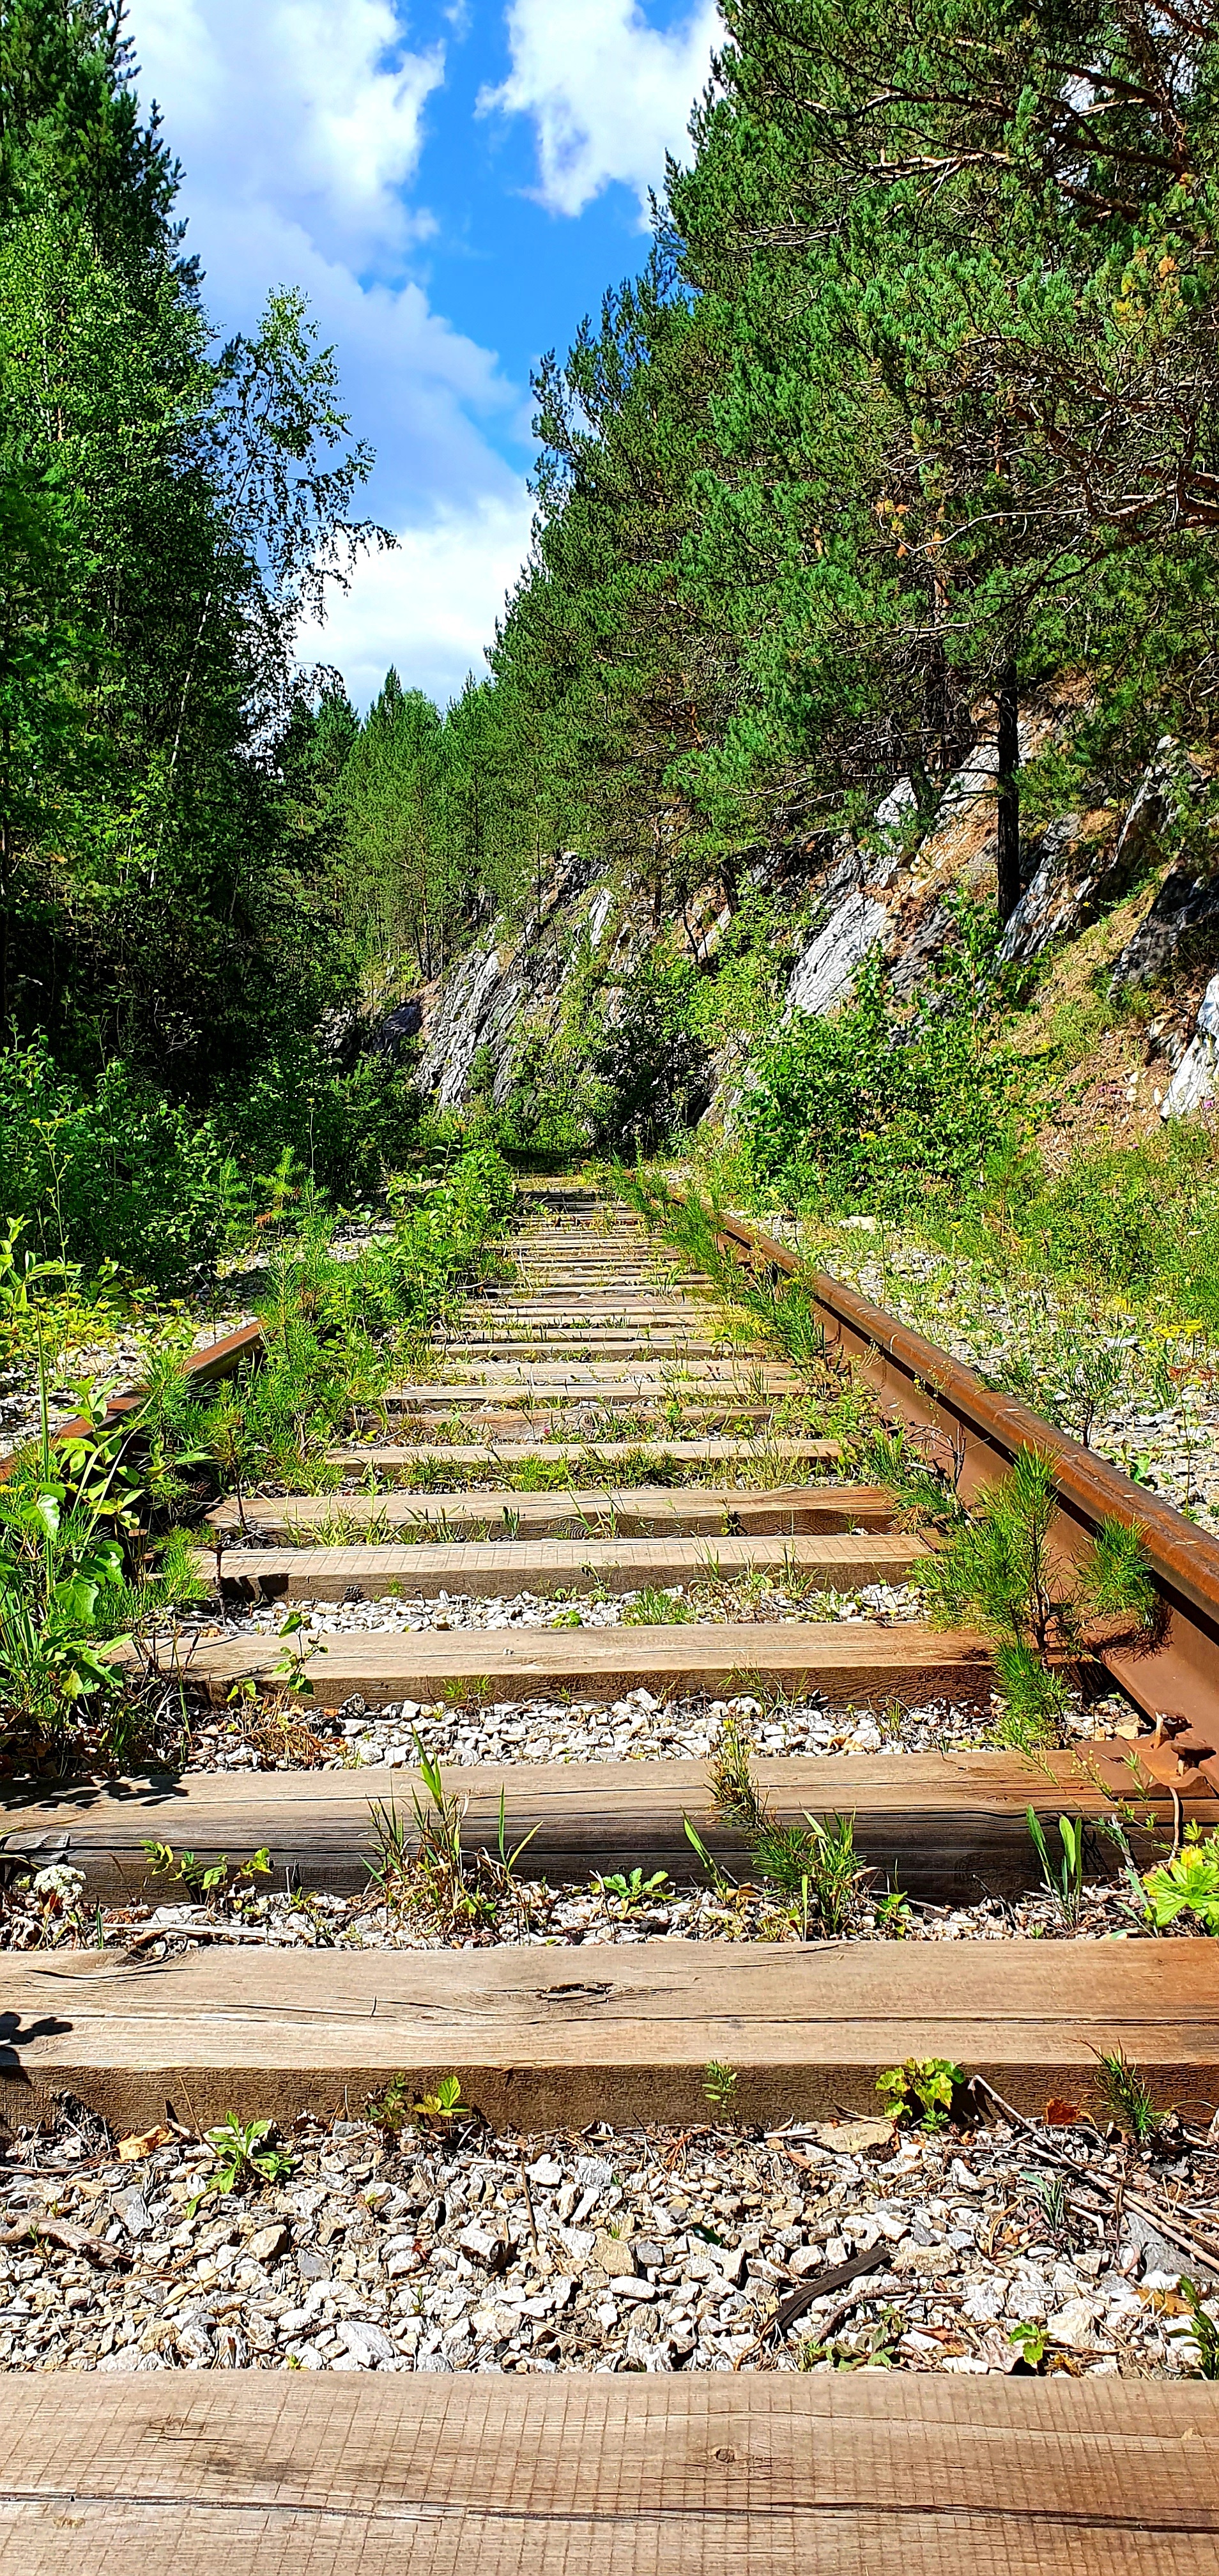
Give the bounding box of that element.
[411,696,1219,1142]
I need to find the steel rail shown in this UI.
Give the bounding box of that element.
[690,1200,1219,1775]
[0,1319,264,1480]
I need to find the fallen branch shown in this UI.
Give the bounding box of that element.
[733,2238,891,2368]
[0,2214,130,2268]
[969,2075,1219,2276]
[122,1920,270,1961]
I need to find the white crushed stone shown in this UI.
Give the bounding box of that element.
[1,2103,1213,2378]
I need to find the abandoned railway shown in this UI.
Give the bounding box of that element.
[4,1181,1219,2568]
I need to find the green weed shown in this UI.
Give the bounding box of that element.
[709,1712,870,1933]
[1026,1809,1088,1928]
[624,1585,693,1624]
[599,1866,672,1913]
[703,2060,739,2116]
[922,1448,1154,1745]
[189,2117,293,2212]
[875,2058,963,2131]
[1093,2045,1158,2140]
[140,1839,271,1914]
[1170,2279,1219,2377]
[1142,1827,1219,1932]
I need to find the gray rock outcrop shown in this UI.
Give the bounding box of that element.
[1162,973,1219,1119]
[1110,861,1219,993]
[786,888,892,1017]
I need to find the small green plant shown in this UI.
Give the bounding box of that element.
[368,1745,495,1933]
[1008,2320,1049,2369]
[411,2074,475,2132]
[600,1866,672,1913]
[703,2060,739,2116]
[876,2057,963,2130]
[709,1713,869,1933]
[1170,2278,1219,2377]
[1100,1814,1154,1925]
[365,1794,411,1906]
[1030,2173,1068,2242]
[862,1427,963,1529]
[624,1585,693,1624]
[1142,1826,1219,1931]
[189,2115,293,2211]
[493,1785,541,1886]
[141,1839,271,1914]
[365,2072,414,2142]
[923,1449,1155,1745]
[1093,2044,1158,2140]
[683,1812,735,1895]
[271,1611,323,1697]
[875,1882,910,1937]
[1026,1809,1088,1928]
[799,2303,902,2371]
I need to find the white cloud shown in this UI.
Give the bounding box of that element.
[170,184,521,528]
[132,0,441,263]
[296,487,536,709]
[481,0,719,217]
[124,3,535,702]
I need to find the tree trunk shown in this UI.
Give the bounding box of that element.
[996,660,1020,922]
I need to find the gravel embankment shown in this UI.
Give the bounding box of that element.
[757,1210,1219,1536]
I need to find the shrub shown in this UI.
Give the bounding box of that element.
[0,1032,431,1291]
[741,947,1018,1216]
[0,1038,234,1285]
[586,953,711,1153]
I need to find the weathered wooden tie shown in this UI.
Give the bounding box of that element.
[3,2375,1214,2575]
[199,1528,928,1604]
[143,1616,991,1708]
[5,1941,1216,2131]
[206,1481,894,1538]
[7,1747,1204,1905]
[323,1438,842,1477]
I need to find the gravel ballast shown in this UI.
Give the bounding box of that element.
[2,2100,1215,2379]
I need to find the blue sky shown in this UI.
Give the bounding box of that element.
[125,1,720,706]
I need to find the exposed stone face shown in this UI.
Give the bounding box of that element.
[1162,972,1219,1120]
[367,999,422,1060]
[413,855,631,1109]
[786,889,892,1018]
[410,701,1210,1128]
[416,946,505,1105]
[997,811,1118,963]
[873,774,918,835]
[1110,862,1219,995]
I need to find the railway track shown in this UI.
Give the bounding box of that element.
[4,1177,1219,2566]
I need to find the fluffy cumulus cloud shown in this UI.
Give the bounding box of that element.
[133,0,442,263]
[126,0,529,703]
[482,0,719,217]
[295,489,536,709]
[121,3,716,703]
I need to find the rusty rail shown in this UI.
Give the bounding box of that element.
[0,1319,264,1478]
[692,1201,1219,1777]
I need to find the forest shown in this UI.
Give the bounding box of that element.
[2,0,1218,1278]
